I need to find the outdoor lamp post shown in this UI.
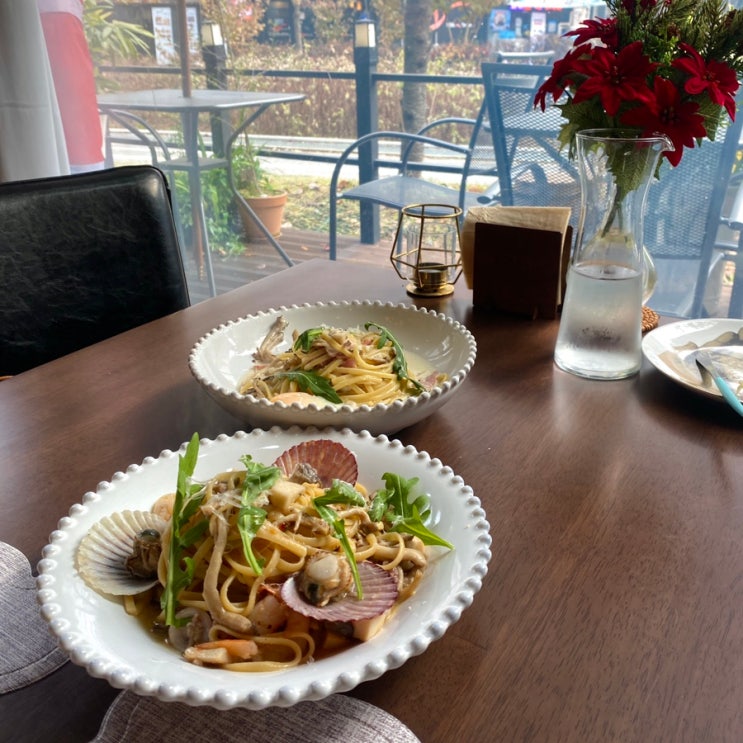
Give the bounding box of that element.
[201,20,229,155]
[353,15,379,246]
[353,18,377,61]
[201,20,223,48]
[201,20,227,90]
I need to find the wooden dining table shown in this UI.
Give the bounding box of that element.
[1,259,742,742]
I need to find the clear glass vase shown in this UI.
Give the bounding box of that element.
[554,129,671,380]
[642,245,658,304]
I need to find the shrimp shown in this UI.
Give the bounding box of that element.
[183,639,259,665]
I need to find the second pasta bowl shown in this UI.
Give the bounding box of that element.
[188,301,476,434]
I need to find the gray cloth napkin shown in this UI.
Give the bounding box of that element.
[94,691,421,742]
[0,542,68,693]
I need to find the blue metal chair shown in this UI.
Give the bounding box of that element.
[102,109,226,296]
[719,172,743,317]
[480,62,581,230]
[482,61,742,319]
[328,107,499,260]
[643,106,743,318]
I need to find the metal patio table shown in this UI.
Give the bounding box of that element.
[98,89,305,296]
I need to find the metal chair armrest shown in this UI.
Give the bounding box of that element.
[329,130,474,199]
[103,109,173,164]
[725,173,743,229]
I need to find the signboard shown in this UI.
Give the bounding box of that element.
[151,5,201,66]
[530,10,547,34]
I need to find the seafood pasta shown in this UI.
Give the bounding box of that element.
[77,435,453,672]
[238,317,447,407]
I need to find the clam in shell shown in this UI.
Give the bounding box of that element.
[77,510,167,596]
[273,439,358,487]
[281,561,398,621]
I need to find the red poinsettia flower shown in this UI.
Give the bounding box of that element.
[621,77,707,165]
[535,45,592,110]
[534,0,743,170]
[672,42,739,119]
[571,41,658,116]
[565,17,619,49]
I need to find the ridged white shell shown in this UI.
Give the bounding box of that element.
[77,510,167,596]
[273,439,358,487]
[281,561,398,621]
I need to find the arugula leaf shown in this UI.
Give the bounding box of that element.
[367,490,388,522]
[370,473,453,549]
[237,455,282,575]
[293,327,324,353]
[237,506,268,575]
[272,370,343,404]
[181,519,209,548]
[313,480,366,598]
[162,433,206,626]
[239,454,283,494]
[364,322,425,394]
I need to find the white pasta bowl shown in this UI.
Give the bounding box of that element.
[188,301,476,435]
[36,428,492,710]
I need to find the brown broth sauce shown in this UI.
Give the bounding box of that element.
[131,593,366,665]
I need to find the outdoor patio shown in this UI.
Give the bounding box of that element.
[184,227,393,304]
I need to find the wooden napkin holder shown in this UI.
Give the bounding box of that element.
[472,222,573,319]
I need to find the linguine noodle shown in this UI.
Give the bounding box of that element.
[238,322,446,406]
[132,453,431,672]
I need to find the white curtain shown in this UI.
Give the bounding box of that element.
[0,0,69,182]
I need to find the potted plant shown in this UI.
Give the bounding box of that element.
[230,138,288,240]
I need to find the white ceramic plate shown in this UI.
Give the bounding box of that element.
[37,428,491,710]
[642,318,743,400]
[188,301,477,435]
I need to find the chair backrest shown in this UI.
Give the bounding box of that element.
[395,104,494,201]
[647,110,743,317]
[481,62,581,228]
[0,165,190,375]
[644,112,743,261]
[443,104,498,208]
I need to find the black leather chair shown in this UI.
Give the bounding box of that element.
[0,165,190,375]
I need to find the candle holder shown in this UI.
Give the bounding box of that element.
[390,203,463,297]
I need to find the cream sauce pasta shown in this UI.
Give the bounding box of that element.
[238,318,447,407]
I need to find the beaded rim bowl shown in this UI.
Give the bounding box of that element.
[36,428,492,710]
[187,300,477,435]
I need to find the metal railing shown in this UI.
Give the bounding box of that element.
[100,63,481,161]
[100,62,482,243]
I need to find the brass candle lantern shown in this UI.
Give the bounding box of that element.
[390,204,463,297]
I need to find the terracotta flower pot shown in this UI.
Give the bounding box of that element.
[239,192,287,239]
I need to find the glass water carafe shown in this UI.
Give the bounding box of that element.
[554,129,672,380]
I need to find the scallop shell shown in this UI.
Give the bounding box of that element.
[77,510,167,596]
[273,439,358,487]
[281,561,398,621]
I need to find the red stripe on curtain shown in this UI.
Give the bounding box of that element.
[40,10,103,169]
